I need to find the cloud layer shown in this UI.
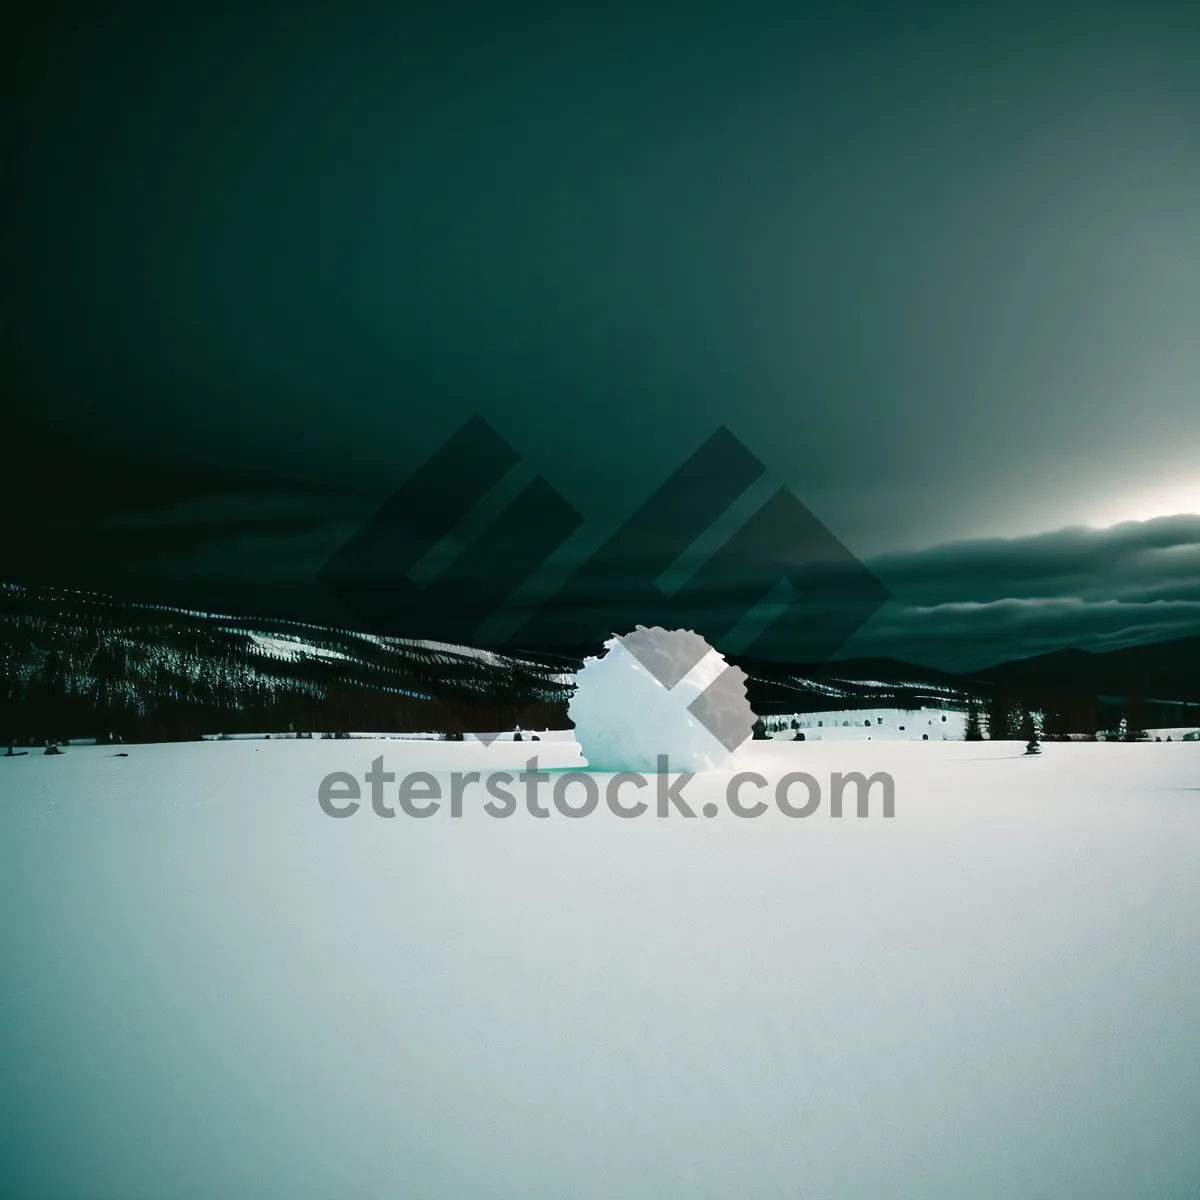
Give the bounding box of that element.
[9,474,1200,673]
[843,516,1200,670]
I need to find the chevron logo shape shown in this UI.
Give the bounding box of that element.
[318,416,890,718]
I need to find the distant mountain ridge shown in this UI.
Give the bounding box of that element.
[736,640,1200,729]
[2,581,1197,743]
[1,582,574,743]
[968,637,1200,702]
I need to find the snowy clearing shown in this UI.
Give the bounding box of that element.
[768,705,968,739]
[2,739,1198,1199]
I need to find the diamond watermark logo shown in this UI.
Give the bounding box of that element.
[318,414,888,661]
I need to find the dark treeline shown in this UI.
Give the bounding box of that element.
[737,653,970,718]
[4,583,1194,746]
[1,583,572,745]
[738,656,1195,739]
[981,689,1187,741]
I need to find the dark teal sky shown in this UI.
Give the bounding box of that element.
[5,1,1199,666]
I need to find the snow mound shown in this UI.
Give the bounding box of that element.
[568,626,755,772]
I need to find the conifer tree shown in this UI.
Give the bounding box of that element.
[985,694,1012,740]
[964,702,984,741]
[1020,707,1041,755]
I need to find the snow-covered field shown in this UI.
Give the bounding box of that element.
[2,739,1198,1199]
[770,706,968,740]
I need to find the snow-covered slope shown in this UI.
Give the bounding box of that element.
[1,581,576,740]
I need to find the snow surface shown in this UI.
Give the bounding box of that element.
[771,706,968,740]
[241,632,356,663]
[2,738,1198,1199]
